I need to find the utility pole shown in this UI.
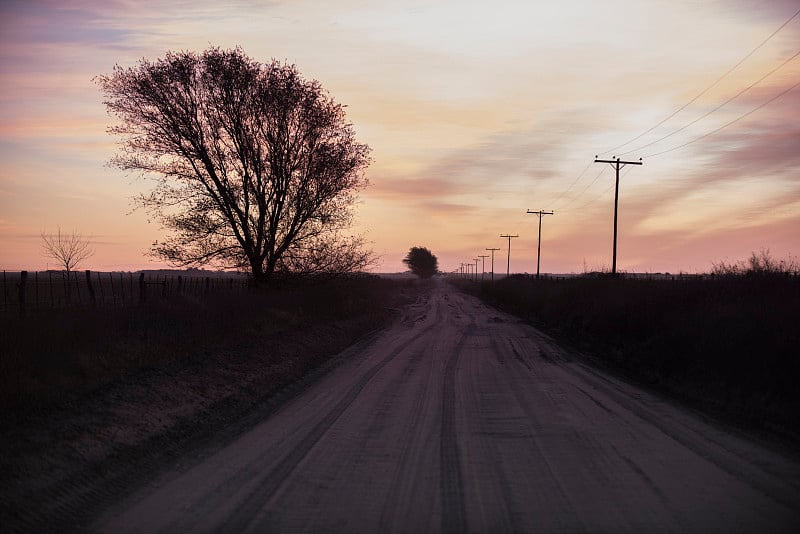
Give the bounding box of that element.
[594,156,642,276]
[478,254,489,281]
[527,209,554,279]
[486,248,500,281]
[473,258,480,281]
[500,234,519,278]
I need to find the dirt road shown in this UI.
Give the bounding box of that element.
[95,279,800,532]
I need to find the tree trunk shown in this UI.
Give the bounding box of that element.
[249,258,270,288]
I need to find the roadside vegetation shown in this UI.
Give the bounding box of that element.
[459,251,800,441]
[0,275,411,412]
[0,275,420,530]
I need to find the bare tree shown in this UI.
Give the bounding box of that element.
[41,227,94,274]
[96,46,372,285]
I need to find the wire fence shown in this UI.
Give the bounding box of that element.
[1,270,251,316]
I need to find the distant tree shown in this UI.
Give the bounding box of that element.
[403,247,438,279]
[41,227,94,274]
[96,46,372,285]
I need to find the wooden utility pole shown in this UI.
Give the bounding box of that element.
[478,254,489,281]
[486,248,500,281]
[500,234,519,278]
[526,210,554,278]
[594,156,642,275]
[473,258,480,281]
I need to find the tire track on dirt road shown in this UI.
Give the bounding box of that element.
[439,332,467,534]
[220,310,443,532]
[93,280,800,532]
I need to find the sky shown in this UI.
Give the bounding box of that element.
[1,0,799,274]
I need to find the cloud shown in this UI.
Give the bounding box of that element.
[697,84,800,179]
[366,108,613,209]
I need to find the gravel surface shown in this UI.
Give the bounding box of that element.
[90,279,800,533]
[0,299,402,533]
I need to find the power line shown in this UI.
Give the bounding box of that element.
[599,5,800,156]
[548,159,594,208]
[620,48,800,157]
[644,79,800,159]
[554,166,608,211]
[567,167,634,212]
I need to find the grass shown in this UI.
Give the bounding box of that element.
[458,254,800,441]
[0,275,411,412]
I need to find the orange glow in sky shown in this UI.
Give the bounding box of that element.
[1,0,799,274]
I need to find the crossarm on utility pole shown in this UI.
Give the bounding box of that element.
[527,209,554,278]
[499,234,519,278]
[478,254,489,281]
[486,248,501,281]
[594,156,642,276]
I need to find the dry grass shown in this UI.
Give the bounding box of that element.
[0,276,408,412]
[458,256,800,441]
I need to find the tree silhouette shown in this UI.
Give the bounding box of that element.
[97,46,372,285]
[41,227,93,274]
[403,247,438,279]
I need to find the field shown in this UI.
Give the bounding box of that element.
[0,274,413,411]
[458,269,800,441]
[1,270,250,314]
[0,274,426,528]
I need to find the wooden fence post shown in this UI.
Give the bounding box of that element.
[63,270,70,304]
[18,271,27,316]
[139,272,146,304]
[96,271,105,304]
[73,271,82,304]
[86,270,96,306]
[109,272,117,306]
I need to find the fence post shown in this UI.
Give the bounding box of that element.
[96,271,105,305]
[86,270,96,306]
[49,270,54,308]
[18,270,28,316]
[63,270,70,304]
[3,270,7,312]
[73,271,82,304]
[109,272,117,306]
[139,272,146,304]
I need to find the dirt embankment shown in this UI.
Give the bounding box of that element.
[0,277,421,532]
